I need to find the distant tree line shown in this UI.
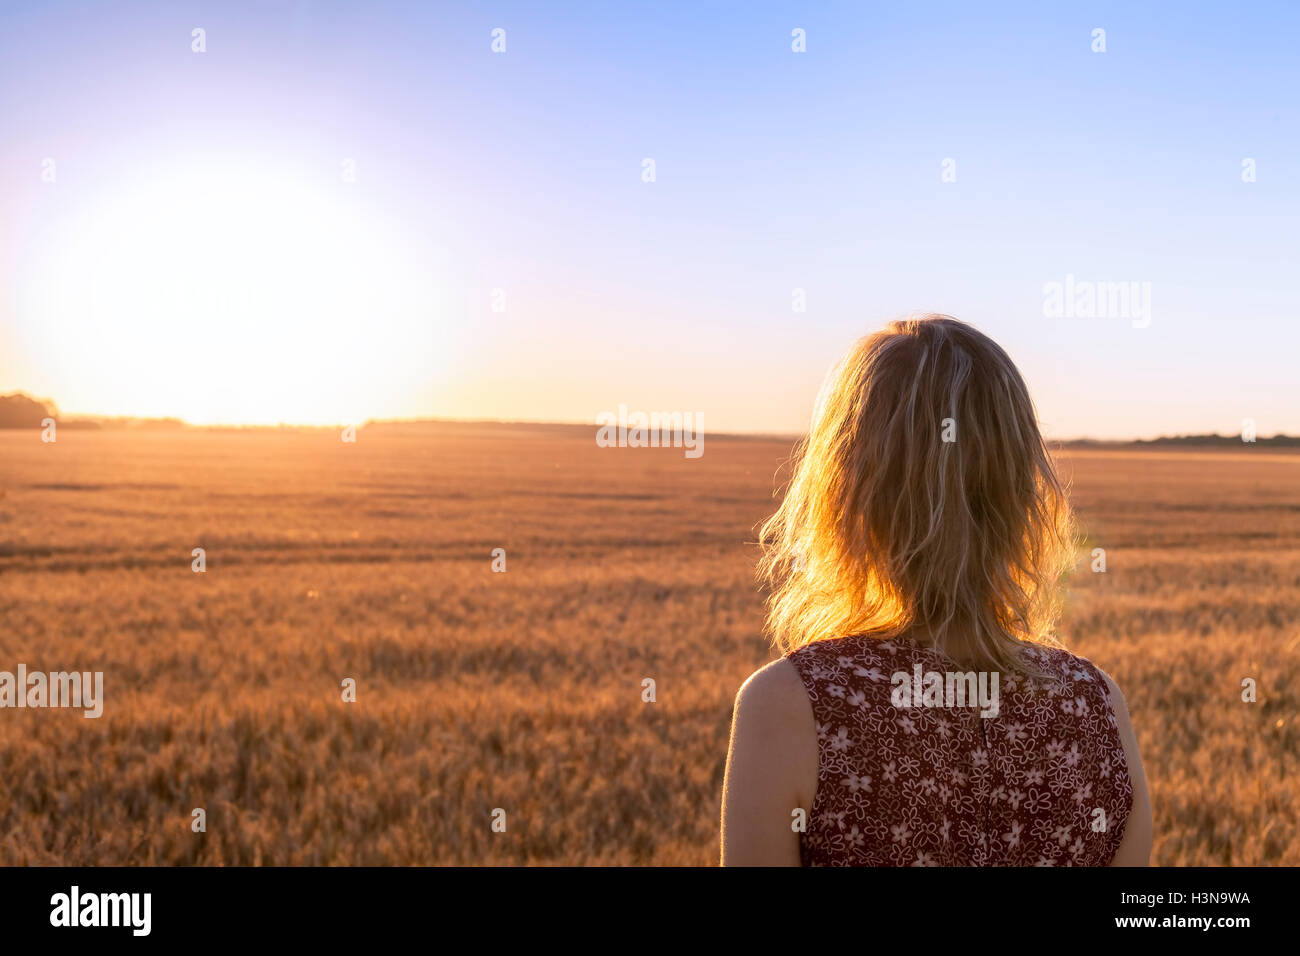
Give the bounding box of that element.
[1133,433,1300,448]
[0,393,184,430]
[0,393,56,428]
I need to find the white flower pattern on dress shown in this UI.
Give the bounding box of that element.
[787,635,1133,866]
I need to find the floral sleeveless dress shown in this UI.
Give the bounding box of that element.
[786,635,1133,866]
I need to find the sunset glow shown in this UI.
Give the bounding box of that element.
[17,166,444,425]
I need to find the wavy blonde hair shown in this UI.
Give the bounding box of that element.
[758,314,1078,675]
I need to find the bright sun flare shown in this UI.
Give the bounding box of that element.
[25,167,442,425]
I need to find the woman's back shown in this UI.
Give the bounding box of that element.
[787,635,1133,866]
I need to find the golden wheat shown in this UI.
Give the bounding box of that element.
[0,428,1295,864]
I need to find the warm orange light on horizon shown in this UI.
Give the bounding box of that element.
[16,165,452,426]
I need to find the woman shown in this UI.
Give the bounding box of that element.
[721,315,1151,866]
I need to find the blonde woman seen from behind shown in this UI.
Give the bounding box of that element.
[721,315,1152,867]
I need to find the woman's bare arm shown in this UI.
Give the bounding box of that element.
[1099,670,1153,866]
[720,658,819,866]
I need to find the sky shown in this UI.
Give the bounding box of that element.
[1,1,1298,437]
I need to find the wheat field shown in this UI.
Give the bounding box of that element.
[0,425,1295,865]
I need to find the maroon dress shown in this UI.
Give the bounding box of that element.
[786,635,1133,866]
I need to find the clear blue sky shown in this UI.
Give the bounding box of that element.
[2,1,1297,436]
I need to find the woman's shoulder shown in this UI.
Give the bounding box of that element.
[1022,643,1122,692]
[782,633,879,669]
[729,657,820,803]
[733,657,810,720]
[738,635,882,711]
